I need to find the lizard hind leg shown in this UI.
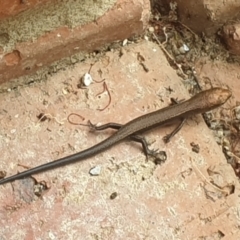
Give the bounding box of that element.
[130,135,167,165]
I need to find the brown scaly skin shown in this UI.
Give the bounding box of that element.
[0,88,231,185]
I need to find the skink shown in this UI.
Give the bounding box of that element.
[0,88,231,185]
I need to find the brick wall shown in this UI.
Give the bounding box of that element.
[0,0,150,84]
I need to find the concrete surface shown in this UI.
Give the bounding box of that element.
[0,40,239,239]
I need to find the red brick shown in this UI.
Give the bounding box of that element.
[161,0,240,36]
[0,0,50,20]
[0,0,150,84]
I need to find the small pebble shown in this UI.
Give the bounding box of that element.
[144,35,149,41]
[122,39,128,46]
[179,44,190,54]
[10,129,16,134]
[148,27,154,33]
[89,165,101,176]
[82,73,93,86]
[110,192,117,200]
